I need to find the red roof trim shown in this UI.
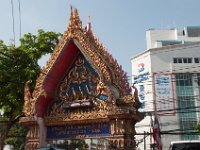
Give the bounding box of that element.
[36,40,79,117]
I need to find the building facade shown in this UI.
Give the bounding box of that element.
[132,39,200,149]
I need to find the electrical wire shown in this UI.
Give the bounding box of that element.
[18,0,22,39]
[2,57,200,105]
[2,45,200,87]
[10,0,15,46]
[129,64,200,80]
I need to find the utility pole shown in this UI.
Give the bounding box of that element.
[144,131,146,150]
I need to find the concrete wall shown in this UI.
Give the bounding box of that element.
[146,29,176,49]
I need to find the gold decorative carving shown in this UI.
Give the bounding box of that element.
[23,80,35,116]
[31,7,132,110]
[59,55,100,101]
[118,95,136,104]
[68,6,82,31]
[46,108,108,125]
[50,52,117,121]
[20,116,36,123]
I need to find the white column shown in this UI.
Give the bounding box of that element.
[37,117,47,148]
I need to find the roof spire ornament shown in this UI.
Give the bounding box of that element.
[70,5,73,17]
[67,6,82,31]
[73,8,82,29]
[86,16,92,32]
[67,6,73,30]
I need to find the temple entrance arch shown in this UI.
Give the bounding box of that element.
[20,7,143,150]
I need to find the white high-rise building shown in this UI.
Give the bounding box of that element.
[132,27,200,150]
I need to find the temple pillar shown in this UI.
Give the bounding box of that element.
[37,117,47,148]
[109,118,136,149]
[19,116,39,150]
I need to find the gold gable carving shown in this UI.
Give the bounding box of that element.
[45,53,118,123]
[59,54,100,101]
[31,8,131,108]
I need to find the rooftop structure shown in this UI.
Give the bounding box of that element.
[146,26,200,49]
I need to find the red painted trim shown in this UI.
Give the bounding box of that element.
[36,40,80,117]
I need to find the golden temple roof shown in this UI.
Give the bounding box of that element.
[30,7,134,117]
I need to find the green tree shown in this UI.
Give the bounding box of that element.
[0,29,62,150]
[197,124,200,134]
[6,123,28,150]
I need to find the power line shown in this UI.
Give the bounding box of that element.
[1,39,200,113]
[10,0,15,46]
[128,63,200,80]
[135,131,199,135]
[141,95,200,106]
[142,106,200,115]
[2,43,200,88]
[1,74,200,115]
[18,0,22,39]
[1,56,200,107]
[2,57,200,106]
[129,64,200,79]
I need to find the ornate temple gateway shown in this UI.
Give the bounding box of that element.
[20,7,143,150]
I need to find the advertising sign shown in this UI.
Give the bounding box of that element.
[154,73,175,115]
[133,63,150,111]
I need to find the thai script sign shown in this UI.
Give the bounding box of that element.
[133,63,150,111]
[154,73,175,115]
[47,123,110,139]
[134,72,150,84]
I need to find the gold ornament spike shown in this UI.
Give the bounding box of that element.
[68,6,74,30]
[70,5,73,16]
[73,8,82,28]
[74,7,79,18]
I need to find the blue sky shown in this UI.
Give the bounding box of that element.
[1,0,200,80]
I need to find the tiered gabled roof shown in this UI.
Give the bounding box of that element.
[31,7,133,117]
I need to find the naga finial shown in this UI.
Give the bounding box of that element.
[23,80,34,116]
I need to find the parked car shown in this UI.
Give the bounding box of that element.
[169,140,200,150]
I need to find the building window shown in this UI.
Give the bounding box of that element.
[188,58,192,63]
[175,73,198,140]
[173,58,192,64]
[194,58,200,63]
[173,58,178,63]
[183,58,187,63]
[160,40,182,46]
[178,58,182,63]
